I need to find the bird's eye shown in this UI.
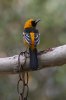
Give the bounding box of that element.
[32,21,36,27]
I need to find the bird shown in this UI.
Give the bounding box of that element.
[23,19,40,70]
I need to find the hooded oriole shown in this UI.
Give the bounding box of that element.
[23,19,40,70]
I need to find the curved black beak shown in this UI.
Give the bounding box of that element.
[35,19,40,24]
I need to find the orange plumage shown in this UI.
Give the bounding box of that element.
[23,19,40,70]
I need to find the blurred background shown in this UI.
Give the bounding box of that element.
[0,0,66,100]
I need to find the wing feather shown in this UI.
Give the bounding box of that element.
[23,28,40,45]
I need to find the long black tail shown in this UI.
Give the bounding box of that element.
[29,48,38,70]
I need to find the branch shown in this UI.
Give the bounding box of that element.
[0,45,66,74]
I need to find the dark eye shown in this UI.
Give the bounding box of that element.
[32,21,36,27]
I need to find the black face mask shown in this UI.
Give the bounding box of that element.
[32,21,36,27]
[32,19,40,27]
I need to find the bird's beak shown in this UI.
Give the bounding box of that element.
[35,19,40,24]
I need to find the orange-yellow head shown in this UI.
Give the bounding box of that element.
[24,19,40,29]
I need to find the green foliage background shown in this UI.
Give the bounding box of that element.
[0,0,66,100]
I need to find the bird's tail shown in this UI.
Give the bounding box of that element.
[29,47,38,70]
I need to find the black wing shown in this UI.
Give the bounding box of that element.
[35,32,40,45]
[23,28,40,45]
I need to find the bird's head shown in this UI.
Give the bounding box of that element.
[24,19,40,29]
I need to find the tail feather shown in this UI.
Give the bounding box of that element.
[29,48,38,70]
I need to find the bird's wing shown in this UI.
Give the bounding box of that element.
[23,32,30,44]
[23,29,40,45]
[35,32,40,45]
